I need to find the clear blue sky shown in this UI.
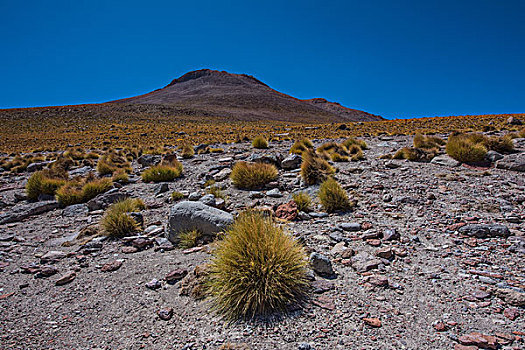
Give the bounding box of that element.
[1,0,524,119]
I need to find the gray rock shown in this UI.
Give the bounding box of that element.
[309,252,335,276]
[137,154,161,168]
[350,252,381,272]
[41,250,67,263]
[246,153,281,167]
[281,154,302,170]
[430,155,460,167]
[86,188,126,211]
[62,204,89,217]
[508,236,525,254]
[495,288,525,306]
[26,161,51,173]
[167,201,233,244]
[495,153,525,172]
[383,228,400,241]
[0,200,59,225]
[249,191,264,199]
[507,116,522,125]
[68,166,94,177]
[188,192,201,201]
[199,194,216,207]
[154,183,169,195]
[458,224,510,238]
[266,188,283,198]
[486,150,504,163]
[213,168,232,181]
[339,222,361,232]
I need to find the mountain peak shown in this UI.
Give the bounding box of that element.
[112,69,382,122]
[166,69,268,88]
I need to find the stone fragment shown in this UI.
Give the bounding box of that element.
[158,308,173,320]
[55,271,76,286]
[458,224,510,238]
[266,188,283,198]
[165,269,188,284]
[339,222,361,232]
[146,279,162,290]
[363,318,381,327]
[40,251,67,263]
[101,260,123,272]
[495,153,525,172]
[281,154,302,170]
[274,201,298,221]
[0,200,59,225]
[383,228,400,241]
[430,155,460,167]
[309,252,335,277]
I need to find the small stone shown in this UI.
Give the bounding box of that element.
[101,260,123,272]
[165,269,188,284]
[158,308,174,320]
[503,308,519,320]
[309,252,335,277]
[35,265,59,278]
[146,279,162,290]
[55,271,76,286]
[383,229,400,241]
[154,183,169,195]
[249,191,264,199]
[433,321,447,332]
[40,251,67,263]
[310,279,335,294]
[281,154,302,170]
[266,188,283,198]
[375,247,394,260]
[363,317,381,327]
[199,194,216,207]
[274,201,298,221]
[132,237,153,249]
[339,223,361,232]
[458,224,510,238]
[122,246,138,254]
[188,192,201,201]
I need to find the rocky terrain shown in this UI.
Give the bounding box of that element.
[0,133,524,350]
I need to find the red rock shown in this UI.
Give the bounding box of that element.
[366,275,389,287]
[361,222,373,230]
[132,238,153,249]
[165,268,188,284]
[274,201,298,221]
[0,292,15,300]
[55,271,76,286]
[375,247,394,260]
[447,222,466,231]
[312,295,335,310]
[503,308,520,321]
[454,345,478,350]
[367,239,381,247]
[433,321,447,331]
[122,246,138,254]
[363,317,381,327]
[101,260,123,272]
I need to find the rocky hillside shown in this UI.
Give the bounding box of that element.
[0,131,524,349]
[112,69,383,122]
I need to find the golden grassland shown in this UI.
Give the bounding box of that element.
[0,104,523,153]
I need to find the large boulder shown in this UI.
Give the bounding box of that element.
[495,153,525,172]
[167,201,233,244]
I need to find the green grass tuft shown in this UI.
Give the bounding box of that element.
[101,198,145,238]
[230,161,278,189]
[252,136,269,149]
[292,192,312,212]
[318,177,351,213]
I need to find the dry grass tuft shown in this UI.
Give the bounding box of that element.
[446,134,488,163]
[101,198,145,238]
[252,136,269,149]
[142,158,183,182]
[230,161,278,189]
[300,151,335,185]
[292,192,312,212]
[206,211,309,321]
[55,177,113,206]
[318,177,351,213]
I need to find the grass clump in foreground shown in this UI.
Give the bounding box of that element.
[446,134,488,163]
[206,211,309,321]
[300,151,335,185]
[318,177,351,213]
[230,161,278,189]
[292,192,312,212]
[101,198,145,237]
[252,136,269,149]
[142,158,183,182]
[180,143,195,159]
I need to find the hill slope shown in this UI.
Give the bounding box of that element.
[112,69,383,122]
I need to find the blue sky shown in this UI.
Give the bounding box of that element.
[1,0,524,119]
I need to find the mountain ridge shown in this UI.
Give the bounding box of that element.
[111,69,383,122]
